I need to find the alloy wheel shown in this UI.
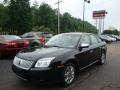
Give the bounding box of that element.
[101,53,106,64]
[98,53,106,65]
[64,65,75,85]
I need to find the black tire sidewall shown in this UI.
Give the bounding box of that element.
[31,43,39,47]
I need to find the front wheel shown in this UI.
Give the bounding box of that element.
[60,63,76,86]
[98,53,106,65]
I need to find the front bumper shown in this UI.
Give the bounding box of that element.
[12,65,63,82]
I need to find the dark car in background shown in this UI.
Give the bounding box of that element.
[0,35,30,58]
[12,32,107,86]
[21,32,53,47]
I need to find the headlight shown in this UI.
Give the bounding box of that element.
[35,57,55,68]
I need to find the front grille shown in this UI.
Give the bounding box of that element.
[13,57,34,70]
[17,54,38,61]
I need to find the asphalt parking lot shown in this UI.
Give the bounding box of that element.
[0,42,120,90]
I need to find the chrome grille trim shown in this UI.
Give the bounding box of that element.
[13,57,33,70]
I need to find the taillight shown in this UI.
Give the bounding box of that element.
[5,42,17,47]
[39,38,46,43]
[24,41,30,47]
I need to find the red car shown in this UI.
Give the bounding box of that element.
[0,35,30,58]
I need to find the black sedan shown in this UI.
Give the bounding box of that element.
[12,32,107,86]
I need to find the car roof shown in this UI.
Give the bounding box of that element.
[0,35,18,37]
[24,32,51,34]
[61,32,93,35]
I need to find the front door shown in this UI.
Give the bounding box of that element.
[75,35,93,68]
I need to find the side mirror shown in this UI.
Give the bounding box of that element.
[79,43,89,51]
[81,43,89,48]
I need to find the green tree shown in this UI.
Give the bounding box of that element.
[8,0,32,35]
[84,21,97,34]
[31,1,39,27]
[103,30,113,34]
[32,25,54,34]
[119,31,120,35]
[0,4,9,28]
[61,12,97,34]
[3,0,9,3]
[61,13,81,33]
[1,1,98,35]
[112,29,119,35]
[33,3,57,34]
[61,13,72,33]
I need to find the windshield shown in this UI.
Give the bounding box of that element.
[45,34,80,48]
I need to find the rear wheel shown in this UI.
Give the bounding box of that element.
[98,53,106,65]
[61,63,76,86]
[31,43,39,47]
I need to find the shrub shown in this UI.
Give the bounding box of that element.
[32,26,54,34]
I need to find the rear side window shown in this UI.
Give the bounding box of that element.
[96,36,102,43]
[80,35,90,45]
[36,33,53,38]
[89,35,99,44]
[42,33,53,38]
[22,33,35,38]
[36,33,42,37]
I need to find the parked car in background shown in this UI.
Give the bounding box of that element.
[99,35,112,43]
[21,32,53,47]
[108,35,120,41]
[99,35,116,43]
[12,32,107,86]
[0,35,30,58]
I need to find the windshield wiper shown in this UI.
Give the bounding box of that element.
[51,45,61,47]
[46,45,64,48]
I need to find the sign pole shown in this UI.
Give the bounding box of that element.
[93,10,107,35]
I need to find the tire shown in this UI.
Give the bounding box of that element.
[0,52,2,59]
[31,43,39,47]
[98,53,106,65]
[60,63,76,86]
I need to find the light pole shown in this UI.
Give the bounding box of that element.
[83,0,90,32]
[55,0,62,34]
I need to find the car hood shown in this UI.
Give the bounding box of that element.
[16,46,73,61]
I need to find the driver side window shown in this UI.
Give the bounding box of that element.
[89,35,99,45]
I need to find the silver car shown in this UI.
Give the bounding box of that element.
[21,32,53,47]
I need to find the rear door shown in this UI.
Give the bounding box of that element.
[89,34,101,63]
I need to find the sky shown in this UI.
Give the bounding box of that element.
[30,0,120,30]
